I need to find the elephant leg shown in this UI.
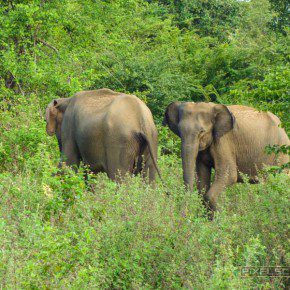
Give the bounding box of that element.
[196,161,211,195]
[148,162,156,184]
[59,141,80,171]
[204,164,237,212]
[106,144,136,181]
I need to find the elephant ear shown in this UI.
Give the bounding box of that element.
[213,104,235,139]
[45,98,70,136]
[163,102,182,136]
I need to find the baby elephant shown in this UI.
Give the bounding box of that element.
[163,102,289,212]
[45,88,160,182]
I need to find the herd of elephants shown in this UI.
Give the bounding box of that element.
[45,88,289,214]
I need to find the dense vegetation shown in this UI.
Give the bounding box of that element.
[1,0,289,288]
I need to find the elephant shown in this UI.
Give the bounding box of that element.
[45,88,160,183]
[163,102,289,212]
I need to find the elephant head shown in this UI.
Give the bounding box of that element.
[163,102,235,190]
[45,98,71,150]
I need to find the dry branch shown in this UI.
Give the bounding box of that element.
[36,38,58,53]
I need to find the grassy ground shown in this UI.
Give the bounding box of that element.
[0,98,289,288]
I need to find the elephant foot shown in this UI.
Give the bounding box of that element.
[203,193,217,220]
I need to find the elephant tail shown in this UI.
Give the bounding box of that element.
[139,132,163,182]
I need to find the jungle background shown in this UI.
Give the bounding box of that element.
[0,0,289,288]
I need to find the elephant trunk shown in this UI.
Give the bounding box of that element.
[181,138,199,191]
[46,122,56,136]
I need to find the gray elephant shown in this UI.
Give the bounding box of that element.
[45,88,160,182]
[163,102,289,212]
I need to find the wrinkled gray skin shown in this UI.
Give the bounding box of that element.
[163,102,289,212]
[45,88,160,182]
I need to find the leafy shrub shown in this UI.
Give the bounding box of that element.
[1,135,289,288]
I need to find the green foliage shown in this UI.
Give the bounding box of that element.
[154,0,241,40]
[220,65,290,131]
[265,144,290,172]
[1,137,289,288]
[266,144,290,156]
[0,0,289,122]
[269,0,289,35]
[0,0,289,288]
[0,95,51,171]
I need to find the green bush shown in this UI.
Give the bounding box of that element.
[1,160,289,288]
